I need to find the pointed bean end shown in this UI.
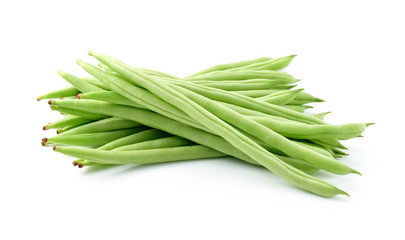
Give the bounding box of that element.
[78,163,84,168]
[37,96,43,101]
[42,125,47,131]
[338,189,350,197]
[72,161,77,167]
[365,122,375,127]
[338,144,348,150]
[351,169,362,176]
[56,129,61,134]
[75,93,80,99]
[77,59,83,66]
[295,88,305,93]
[88,50,95,56]
[52,146,56,151]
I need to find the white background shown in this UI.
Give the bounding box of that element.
[1,0,404,239]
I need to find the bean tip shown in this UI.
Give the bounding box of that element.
[42,125,47,131]
[88,50,95,56]
[48,100,52,105]
[75,93,80,99]
[294,88,305,93]
[365,122,375,127]
[37,96,42,101]
[72,161,77,167]
[41,138,48,146]
[352,169,362,176]
[339,190,350,197]
[77,59,83,65]
[78,163,84,168]
[52,146,56,151]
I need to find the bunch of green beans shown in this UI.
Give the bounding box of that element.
[38,52,372,197]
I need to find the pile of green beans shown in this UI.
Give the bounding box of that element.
[38,52,372,197]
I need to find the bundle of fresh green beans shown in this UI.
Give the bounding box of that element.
[38,52,372,197]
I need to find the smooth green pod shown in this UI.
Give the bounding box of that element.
[37,86,79,101]
[60,117,142,135]
[54,145,227,165]
[43,128,141,147]
[186,57,272,77]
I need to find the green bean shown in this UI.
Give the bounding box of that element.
[59,117,142,135]
[186,57,272,77]
[81,77,109,90]
[312,112,331,120]
[289,91,325,105]
[78,91,144,108]
[275,154,318,174]
[78,144,318,174]
[187,79,287,91]
[235,55,297,71]
[257,89,304,105]
[57,71,104,93]
[332,148,349,156]
[219,101,275,117]
[232,89,277,98]
[99,128,169,150]
[100,62,179,80]
[37,86,79,101]
[250,115,371,140]
[98,62,113,71]
[43,128,141,147]
[43,115,94,130]
[115,136,193,151]
[56,126,75,134]
[51,105,108,120]
[283,105,313,113]
[311,138,348,150]
[89,52,349,197]
[293,141,334,159]
[184,69,297,84]
[54,145,227,165]
[140,68,179,80]
[273,84,297,90]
